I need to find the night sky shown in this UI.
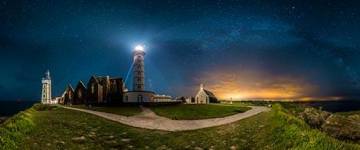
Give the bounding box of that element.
[1,0,360,101]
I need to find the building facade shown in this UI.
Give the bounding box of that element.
[124,45,155,103]
[86,76,124,105]
[133,45,145,91]
[41,70,52,104]
[194,84,218,104]
[63,84,74,105]
[74,81,86,105]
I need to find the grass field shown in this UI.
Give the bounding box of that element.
[1,104,359,149]
[150,104,251,120]
[70,105,141,116]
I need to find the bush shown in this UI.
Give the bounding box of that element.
[296,106,360,143]
[322,114,360,142]
[300,107,331,128]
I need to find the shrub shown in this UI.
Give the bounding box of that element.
[322,114,360,142]
[269,104,359,149]
[300,107,331,128]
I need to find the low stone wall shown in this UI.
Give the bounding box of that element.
[124,101,182,106]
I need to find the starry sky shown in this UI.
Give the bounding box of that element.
[1,0,360,101]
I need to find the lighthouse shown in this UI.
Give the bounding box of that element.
[41,70,52,104]
[123,45,155,103]
[133,45,145,91]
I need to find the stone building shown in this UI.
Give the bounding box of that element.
[86,76,124,105]
[194,84,218,104]
[74,81,86,105]
[63,84,75,105]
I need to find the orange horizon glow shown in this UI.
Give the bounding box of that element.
[194,69,344,101]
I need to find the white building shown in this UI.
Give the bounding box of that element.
[124,45,155,103]
[194,84,218,104]
[41,70,52,104]
[153,94,173,102]
[185,97,195,104]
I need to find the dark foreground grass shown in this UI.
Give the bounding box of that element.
[70,105,141,116]
[1,104,359,150]
[337,110,360,116]
[150,104,251,120]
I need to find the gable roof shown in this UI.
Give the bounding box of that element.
[67,84,74,91]
[61,84,73,97]
[89,75,99,83]
[76,80,86,89]
[204,89,217,98]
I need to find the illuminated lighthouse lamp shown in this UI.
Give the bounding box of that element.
[134,45,144,51]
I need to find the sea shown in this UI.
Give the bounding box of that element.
[0,101,37,117]
[295,100,360,113]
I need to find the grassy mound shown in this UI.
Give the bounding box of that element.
[0,104,359,149]
[70,105,141,116]
[150,104,251,120]
[0,104,52,149]
[267,105,358,149]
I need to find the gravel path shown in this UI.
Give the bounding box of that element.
[61,105,270,131]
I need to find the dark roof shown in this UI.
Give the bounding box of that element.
[204,89,217,98]
[76,80,86,89]
[90,75,99,83]
[67,84,74,92]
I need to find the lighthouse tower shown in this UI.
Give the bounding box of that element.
[123,45,155,103]
[41,70,52,104]
[133,45,145,91]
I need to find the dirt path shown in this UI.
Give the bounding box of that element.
[61,105,270,131]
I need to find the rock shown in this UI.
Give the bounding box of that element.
[46,143,51,146]
[56,141,65,145]
[105,140,114,144]
[72,136,86,143]
[230,145,237,150]
[144,146,150,149]
[194,147,203,150]
[88,132,96,138]
[128,145,134,149]
[107,135,115,140]
[209,145,215,150]
[158,145,168,150]
[121,138,131,142]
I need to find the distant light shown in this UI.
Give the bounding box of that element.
[135,45,144,51]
